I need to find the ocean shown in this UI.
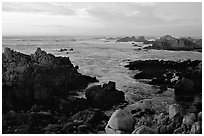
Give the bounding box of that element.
[2,36,202,99]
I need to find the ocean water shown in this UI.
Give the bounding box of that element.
[2,36,202,99]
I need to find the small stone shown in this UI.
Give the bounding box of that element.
[169,104,181,119]
[78,125,87,132]
[157,113,165,125]
[132,125,155,134]
[198,112,202,121]
[173,127,183,134]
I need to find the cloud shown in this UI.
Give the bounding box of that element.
[2,2,76,16]
[2,2,202,37]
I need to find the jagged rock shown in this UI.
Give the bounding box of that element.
[156,113,165,125]
[144,35,202,51]
[63,109,108,134]
[116,36,147,43]
[105,109,134,134]
[59,97,89,116]
[132,125,155,134]
[85,81,125,109]
[2,48,98,112]
[169,104,181,119]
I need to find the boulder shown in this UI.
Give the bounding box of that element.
[174,77,194,96]
[85,81,125,109]
[182,113,197,129]
[190,121,202,134]
[132,125,155,134]
[168,104,181,119]
[105,109,134,134]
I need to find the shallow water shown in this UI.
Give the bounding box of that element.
[2,36,202,99]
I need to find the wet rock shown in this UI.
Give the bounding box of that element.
[169,104,181,119]
[125,97,173,115]
[85,81,125,109]
[105,109,134,134]
[132,125,155,134]
[125,59,201,91]
[190,121,202,134]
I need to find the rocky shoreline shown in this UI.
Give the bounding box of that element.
[2,48,202,134]
[116,35,202,52]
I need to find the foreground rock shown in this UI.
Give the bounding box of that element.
[105,102,202,134]
[2,47,98,112]
[144,35,202,51]
[85,81,125,109]
[105,109,135,134]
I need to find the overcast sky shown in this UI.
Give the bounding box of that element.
[2,2,202,37]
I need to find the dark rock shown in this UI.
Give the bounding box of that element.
[63,109,109,134]
[85,81,125,109]
[144,35,202,51]
[116,36,147,43]
[59,97,89,116]
[59,48,68,52]
[125,59,201,93]
[2,48,98,112]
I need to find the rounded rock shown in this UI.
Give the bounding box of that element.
[190,121,202,134]
[105,109,134,133]
[182,113,196,128]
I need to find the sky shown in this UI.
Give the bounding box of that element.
[2,2,202,37]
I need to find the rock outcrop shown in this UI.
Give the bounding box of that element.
[125,59,202,95]
[144,35,202,51]
[116,36,148,43]
[85,81,125,109]
[2,47,98,112]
